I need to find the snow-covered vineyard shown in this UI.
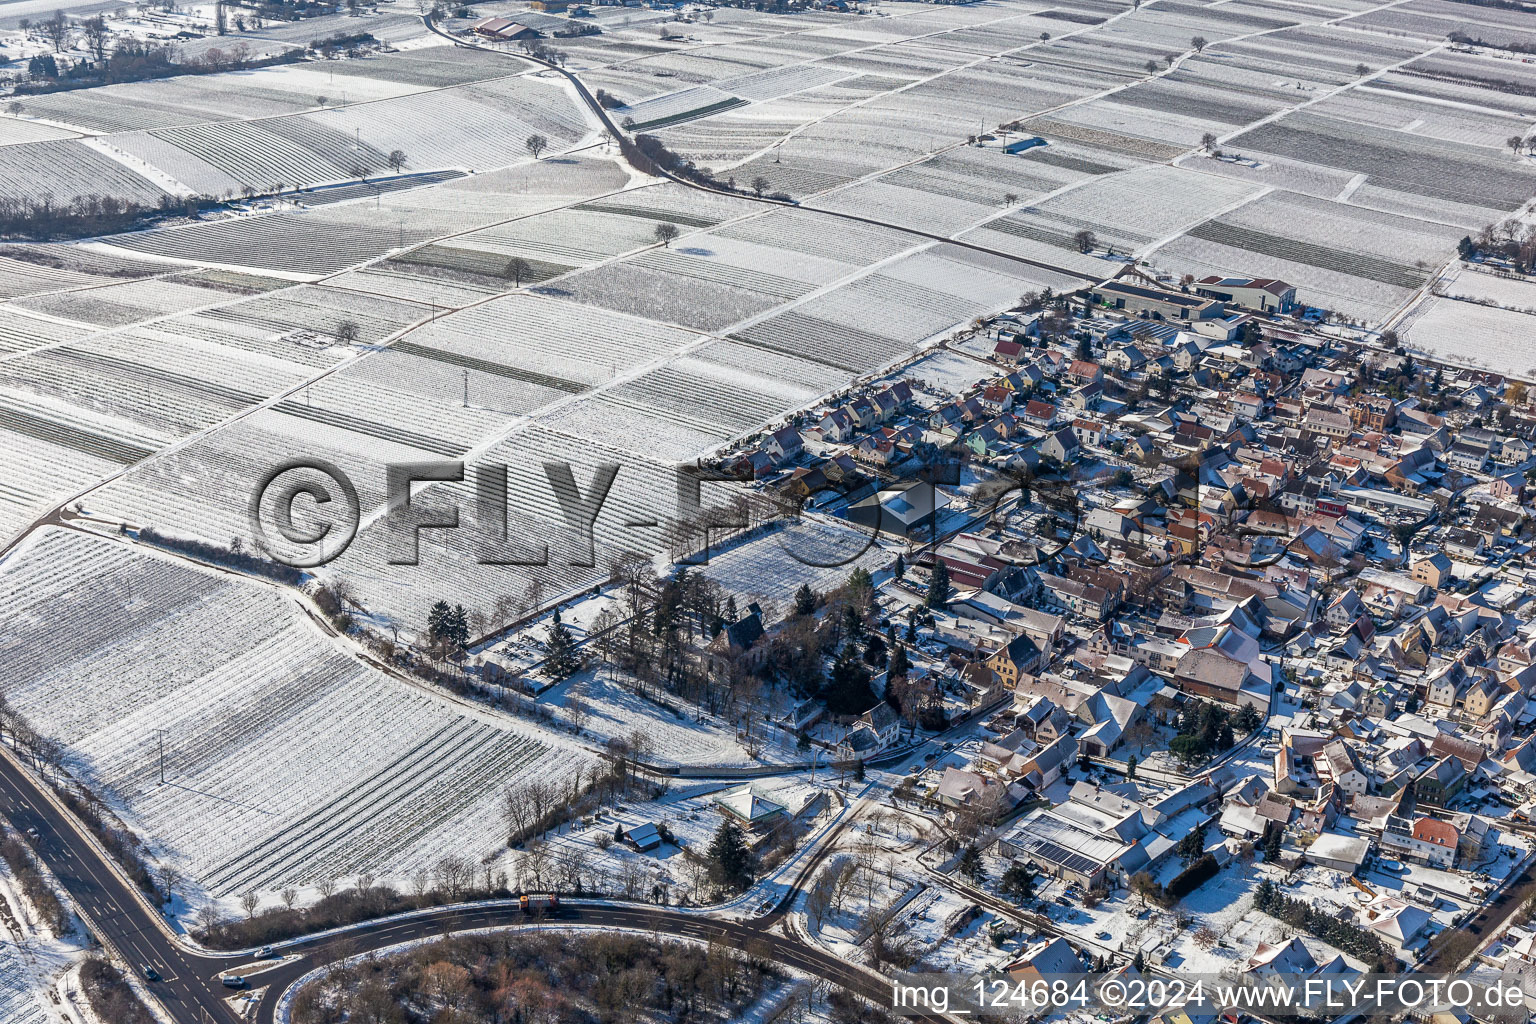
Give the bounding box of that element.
[0,528,593,898]
[0,0,1533,923]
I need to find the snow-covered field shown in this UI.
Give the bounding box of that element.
[696,519,895,623]
[1401,296,1536,379]
[0,528,593,901]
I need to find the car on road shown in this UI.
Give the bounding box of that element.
[140,965,159,981]
[24,827,37,839]
[221,975,246,989]
[257,946,274,957]
[758,899,774,914]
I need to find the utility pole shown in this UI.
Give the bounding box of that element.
[462,368,468,408]
[153,729,167,784]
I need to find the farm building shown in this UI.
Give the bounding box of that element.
[473,17,541,40]
[1195,276,1297,314]
[1091,278,1227,322]
[623,822,663,851]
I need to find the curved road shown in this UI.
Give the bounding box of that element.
[0,747,936,1024]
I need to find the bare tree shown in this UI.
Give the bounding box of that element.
[653,222,680,247]
[1510,136,1527,156]
[42,10,71,52]
[1201,131,1218,153]
[750,175,770,198]
[525,133,549,160]
[1191,35,1207,52]
[1002,192,1018,206]
[240,890,260,918]
[387,148,407,173]
[1074,228,1097,253]
[334,319,359,345]
[503,256,533,287]
[80,15,110,63]
[281,887,298,909]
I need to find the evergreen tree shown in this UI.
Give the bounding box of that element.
[1000,864,1035,902]
[957,844,984,882]
[854,760,865,781]
[847,566,874,610]
[1126,754,1138,780]
[426,600,470,650]
[823,642,877,715]
[653,579,682,637]
[707,820,755,891]
[793,583,817,616]
[1177,823,1207,865]
[614,823,625,845]
[904,614,918,644]
[545,620,581,681]
[925,560,951,610]
[892,552,905,579]
[864,630,887,668]
[888,642,910,681]
[842,602,864,642]
[724,595,737,622]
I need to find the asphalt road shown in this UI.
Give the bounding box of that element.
[0,748,938,1024]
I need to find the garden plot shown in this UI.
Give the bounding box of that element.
[558,260,784,333]
[319,46,534,89]
[0,309,80,357]
[390,292,700,393]
[599,353,823,440]
[0,114,80,147]
[104,200,479,278]
[0,330,285,442]
[1441,268,1536,313]
[1148,189,1460,320]
[10,277,237,328]
[0,138,166,206]
[541,666,765,768]
[0,256,110,303]
[1401,297,1536,379]
[0,389,162,545]
[545,394,733,464]
[614,85,744,130]
[713,206,916,269]
[446,206,670,270]
[320,266,505,309]
[1004,164,1265,256]
[0,527,593,898]
[1230,111,1536,213]
[900,349,995,396]
[713,63,851,102]
[816,179,999,237]
[308,87,587,179]
[147,117,393,192]
[690,337,848,398]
